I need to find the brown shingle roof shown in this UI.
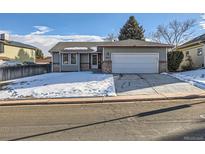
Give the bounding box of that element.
[49,42,112,52]
[98,39,173,48]
[49,39,172,53]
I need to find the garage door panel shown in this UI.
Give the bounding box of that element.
[112,55,157,62]
[113,60,157,64]
[111,53,159,73]
[112,63,157,68]
[112,54,156,58]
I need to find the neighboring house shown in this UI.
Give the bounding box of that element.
[0,33,38,63]
[177,33,205,70]
[49,39,172,74]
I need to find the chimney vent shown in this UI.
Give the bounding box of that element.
[0,33,9,41]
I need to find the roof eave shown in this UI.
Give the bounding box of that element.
[98,45,173,48]
[2,41,38,50]
[178,41,204,49]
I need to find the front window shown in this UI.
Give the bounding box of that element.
[62,53,77,64]
[186,51,189,57]
[63,53,69,64]
[197,48,203,56]
[71,53,77,64]
[0,43,4,53]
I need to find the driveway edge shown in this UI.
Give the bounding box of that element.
[1,93,205,106]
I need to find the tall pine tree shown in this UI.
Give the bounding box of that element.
[118,16,145,40]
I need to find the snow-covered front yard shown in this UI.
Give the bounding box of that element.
[0,72,116,100]
[169,69,205,89]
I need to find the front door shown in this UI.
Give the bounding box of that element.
[91,54,98,69]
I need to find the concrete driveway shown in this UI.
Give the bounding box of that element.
[114,74,204,97]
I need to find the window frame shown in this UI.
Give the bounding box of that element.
[0,43,4,53]
[71,53,77,65]
[197,48,203,56]
[62,53,69,64]
[186,51,189,57]
[62,53,77,65]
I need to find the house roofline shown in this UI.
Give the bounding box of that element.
[177,41,205,49]
[0,40,39,51]
[98,45,173,48]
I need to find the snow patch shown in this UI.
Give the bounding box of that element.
[90,47,97,52]
[64,47,88,50]
[0,72,116,100]
[168,69,205,89]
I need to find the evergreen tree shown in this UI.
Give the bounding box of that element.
[118,16,145,40]
[35,49,44,59]
[167,51,184,72]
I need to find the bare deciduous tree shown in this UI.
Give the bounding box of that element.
[105,33,118,42]
[151,19,196,47]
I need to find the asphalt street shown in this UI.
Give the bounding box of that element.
[0,99,205,141]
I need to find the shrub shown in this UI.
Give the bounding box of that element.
[168,51,184,72]
[181,55,193,71]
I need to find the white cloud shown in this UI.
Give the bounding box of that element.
[30,26,53,35]
[199,13,205,29]
[10,34,105,56]
[0,30,10,34]
[0,26,105,56]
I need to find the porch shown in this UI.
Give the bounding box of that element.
[60,52,102,72]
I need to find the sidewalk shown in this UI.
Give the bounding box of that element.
[1,92,205,106]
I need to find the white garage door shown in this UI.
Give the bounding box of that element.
[111,53,159,73]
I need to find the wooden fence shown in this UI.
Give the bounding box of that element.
[0,64,51,81]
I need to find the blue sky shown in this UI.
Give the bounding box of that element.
[0,13,205,55]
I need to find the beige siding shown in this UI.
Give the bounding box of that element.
[0,44,36,62]
[179,44,205,70]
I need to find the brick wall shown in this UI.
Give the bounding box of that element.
[53,64,60,72]
[102,60,112,73]
[80,63,90,71]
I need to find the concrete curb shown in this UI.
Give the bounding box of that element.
[1,93,205,106]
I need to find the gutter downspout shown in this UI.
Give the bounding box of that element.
[203,43,205,67]
[102,47,105,61]
[78,53,80,72]
[166,48,168,72]
[59,51,62,72]
[51,52,54,72]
